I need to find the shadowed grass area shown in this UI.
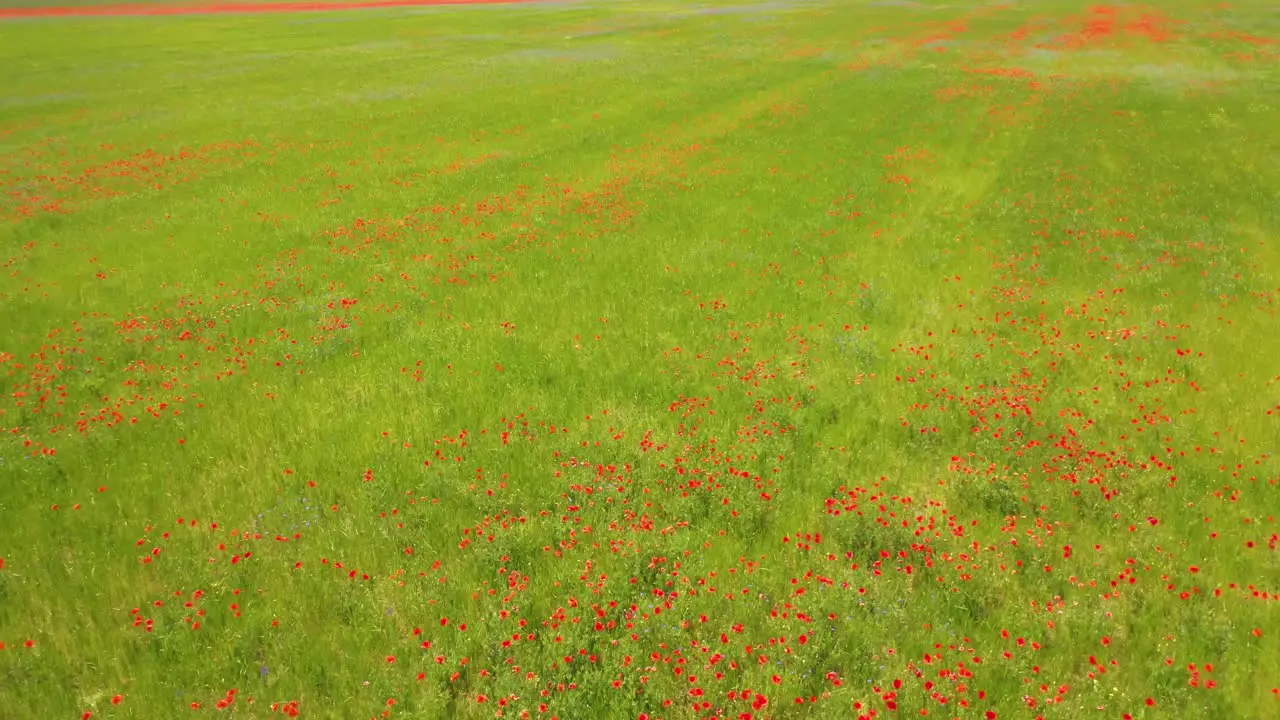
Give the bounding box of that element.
[1,1,1279,718]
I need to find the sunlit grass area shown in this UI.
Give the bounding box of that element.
[2,1,1279,718]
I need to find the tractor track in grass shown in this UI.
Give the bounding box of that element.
[0,0,546,19]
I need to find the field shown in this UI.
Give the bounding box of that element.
[2,0,1279,718]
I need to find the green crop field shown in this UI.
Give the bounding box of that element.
[1,1,1278,718]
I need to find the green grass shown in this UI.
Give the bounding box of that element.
[2,1,1279,718]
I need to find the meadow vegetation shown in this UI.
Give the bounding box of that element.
[1,1,1278,718]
